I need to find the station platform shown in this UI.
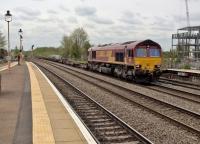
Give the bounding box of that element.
[0,62,95,144]
[167,68,200,74]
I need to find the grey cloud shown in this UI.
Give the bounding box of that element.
[47,10,58,15]
[191,13,200,22]
[150,16,175,32]
[59,5,70,12]
[90,16,113,25]
[151,26,175,32]
[91,32,136,46]
[12,22,23,28]
[108,25,138,33]
[16,14,38,21]
[88,24,139,45]
[74,5,113,25]
[37,16,64,24]
[68,17,77,23]
[174,12,200,23]
[84,23,95,29]
[119,11,143,25]
[191,0,199,2]
[37,18,52,23]
[75,6,96,16]
[15,7,41,17]
[32,0,45,1]
[0,14,3,21]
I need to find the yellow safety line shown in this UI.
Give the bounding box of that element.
[0,62,18,71]
[27,62,55,144]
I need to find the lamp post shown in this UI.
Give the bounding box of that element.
[31,45,34,58]
[5,10,12,70]
[18,29,23,51]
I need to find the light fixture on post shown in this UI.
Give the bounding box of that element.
[18,29,23,51]
[31,45,34,58]
[5,10,12,71]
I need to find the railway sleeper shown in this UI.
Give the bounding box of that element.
[94,125,122,130]
[98,136,136,143]
[88,122,117,127]
[72,102,94,106]
[76,109,100,113]
[97,132,130,138]
[88,118,111,122]
[100,130,128,135]
[75,107,97,110]
[86,115,108,119]
[78,112,104,116]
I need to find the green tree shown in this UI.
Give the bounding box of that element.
[82,40,91,59]
[61,36,72,58]
[0,31,6,49]
[33,47,62,57]
[61,28,91,60]
[70,28,88,59]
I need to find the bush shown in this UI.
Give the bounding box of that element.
[182,64,191,69]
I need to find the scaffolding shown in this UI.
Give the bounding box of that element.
[172,26,200,68]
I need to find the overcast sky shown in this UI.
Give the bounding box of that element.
[0,0,200,51]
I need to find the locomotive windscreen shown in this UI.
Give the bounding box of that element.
[149,48,160,57]
[135,47,160,57]
[135,48,147,57]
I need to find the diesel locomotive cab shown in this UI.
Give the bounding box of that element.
[134,45,162,82]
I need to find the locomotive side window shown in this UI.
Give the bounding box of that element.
[127,49,133,57]
[115,52,124,62]
[92,51,96,59]
[149,48,160,57]
[135,48,147,57]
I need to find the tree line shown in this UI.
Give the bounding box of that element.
[0,31,6,50]
[61,27,91,60]
[0,31,6,59]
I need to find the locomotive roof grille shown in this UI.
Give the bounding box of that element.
[122,41,136,45]
[89,39,161,51]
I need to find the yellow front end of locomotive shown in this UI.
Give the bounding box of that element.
[134,57,162,72]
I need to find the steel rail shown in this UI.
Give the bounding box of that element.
[159,78,200,91]
[147,83,200,104]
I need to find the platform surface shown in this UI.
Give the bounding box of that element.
[0,64,32,144]
[167,68,200,74]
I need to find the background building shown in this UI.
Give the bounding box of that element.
[172,26,200,69]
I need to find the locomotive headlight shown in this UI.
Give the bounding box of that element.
[135,64,141,68]
[155,65,161,68]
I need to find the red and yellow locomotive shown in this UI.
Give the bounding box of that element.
[88,39,162,82]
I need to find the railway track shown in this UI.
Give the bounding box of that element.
[34,61,153,144]
[147,83,200,104]
[159,77,200,91]
[60,59,200,104]
[36,60,200,137]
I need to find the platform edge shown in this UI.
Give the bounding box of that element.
[31,62,97,144]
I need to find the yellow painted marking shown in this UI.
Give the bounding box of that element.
[27,63,55,144]
[0,62,18,71]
